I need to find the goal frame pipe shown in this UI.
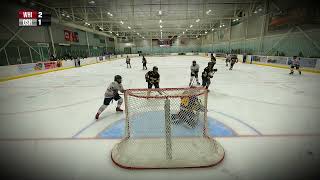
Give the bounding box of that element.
[126,87,207,99]
[164,98,172,160]
[124,90,130,138]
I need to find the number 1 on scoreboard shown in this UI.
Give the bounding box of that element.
[37,12,42,26]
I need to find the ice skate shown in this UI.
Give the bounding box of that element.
[95,113,100,120]
[116,107,124,112]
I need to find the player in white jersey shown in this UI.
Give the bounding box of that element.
[225,54,231,66]
[289,56,302,75]
[126,55,131,68]
[189,60,200,87]
[95,75,125,120]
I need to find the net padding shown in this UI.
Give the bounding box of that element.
[111,87,225,169]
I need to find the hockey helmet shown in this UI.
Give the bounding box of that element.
[114,75,122,83]
[208,62,214,67]
[192,60,196,63]
[153,66,158,71]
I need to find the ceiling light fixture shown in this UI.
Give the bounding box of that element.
[128,26,131,29]
[159,19,162,23]
[120,21,124,24]
[190,25,193,28]
[196,19,200,23]
[160,25,162,28]
[206,9,211,14]
[159,10,162,15]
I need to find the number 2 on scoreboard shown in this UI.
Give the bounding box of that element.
[38,12,42,18]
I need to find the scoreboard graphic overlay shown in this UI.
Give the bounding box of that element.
[18,10,51,26]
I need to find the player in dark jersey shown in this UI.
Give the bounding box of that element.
[145,66,160,89]
[229,54,238,70]
[201,62,217,91]
[142,55,147,70]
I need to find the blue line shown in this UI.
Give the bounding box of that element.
[72,121,97,138]
[208,109,263,135]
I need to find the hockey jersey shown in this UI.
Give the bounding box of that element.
[145,71,160,83]
[202,67,214,79]
[190,64,200,74]
[104,81,125,98]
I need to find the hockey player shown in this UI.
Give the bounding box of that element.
[289,56,302,75]
[145,66,160,88]
[189,60,200,87]
[126,55,131,68]
[95,75,125,120]
[202,62,217,91]
[229,54,238,70]
[145,66,161,96]
[210,53,216,66]
[225,54,230,66]
[171,89,206,128]
[142,55,147,70]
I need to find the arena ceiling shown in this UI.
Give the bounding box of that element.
[32,0,269,39]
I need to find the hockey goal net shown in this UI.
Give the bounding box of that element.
[111,87,224,169]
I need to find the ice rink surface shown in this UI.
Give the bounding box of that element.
[0,55,319,180]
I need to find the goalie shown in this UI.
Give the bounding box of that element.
[171,89,206,128]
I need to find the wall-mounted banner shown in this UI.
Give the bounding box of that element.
[64,30,79,42]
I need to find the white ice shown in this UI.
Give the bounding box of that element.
[0,56,319,180]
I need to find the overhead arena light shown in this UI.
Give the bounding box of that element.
[160,25,162,28]
[211,28,214,31]
[206,9,211,14]
[196,19,200,23]
[61,13,65,16]
[183,31,185,34]
[120,21,124,24]
[116,33,119,36]
[137,33,140,35]
[66,15,70,18]
[186,29,188,31]
[88,1,95,4]
[159,10,162,15]
[159,19,162,23]
[128,26,131,29]
[205,31,207,34]
[190,25,193,28]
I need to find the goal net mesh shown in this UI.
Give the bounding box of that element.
[111,87,224,169]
